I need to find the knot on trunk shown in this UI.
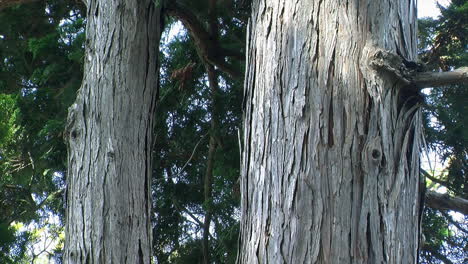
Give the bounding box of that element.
[362,136,383,174]
[371,149,381,161]
[64,103,82,143]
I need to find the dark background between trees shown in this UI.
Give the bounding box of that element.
[0,0,466,263]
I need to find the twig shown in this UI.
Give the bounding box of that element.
[172,132,209,178]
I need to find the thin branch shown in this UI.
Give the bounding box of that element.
[171,196,204,227]
[421,169,461,195]
[172,132,209,178]
[3,184,64,212]
[170,197,216,240]
[439,210,468,234]
[36,188,65,209]
[425,190,468,215]
[201,37,219,264]
[422,244,454,264]
[28,151,36,188]
[421,168,450,186]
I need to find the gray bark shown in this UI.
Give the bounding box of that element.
[239,1,422,263]
[413,67,468,89]
[426,191,468,215]
[63,0,161,263]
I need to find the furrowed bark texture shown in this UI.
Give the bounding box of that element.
[64,0,161,263]
[239,1,422,263]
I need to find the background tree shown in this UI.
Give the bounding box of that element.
[61,0,162,262]
[418,1,467,263]
[152,1,247,262]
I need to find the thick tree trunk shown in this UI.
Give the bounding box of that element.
[63,0,161,263]
[239,1,422,263]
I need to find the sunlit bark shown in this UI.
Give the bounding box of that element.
[239,1,422,263]
[64,1,161,263]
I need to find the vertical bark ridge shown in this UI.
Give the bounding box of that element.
[64,1,161,263]
[239,0,421,263]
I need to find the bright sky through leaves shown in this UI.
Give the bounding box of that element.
[418,0,450,18]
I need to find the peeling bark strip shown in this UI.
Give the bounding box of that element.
[64,0,161,263]
[239,1,422,263]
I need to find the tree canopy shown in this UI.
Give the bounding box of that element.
[417,1,467,263]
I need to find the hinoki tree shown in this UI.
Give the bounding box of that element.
[63,0,161,263]
[237,1,464,263]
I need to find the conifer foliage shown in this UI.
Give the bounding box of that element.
[418,1,467,263]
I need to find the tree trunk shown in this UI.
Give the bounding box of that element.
[202,3,220,263]
[239,1,422,263]
[63,0,161,263]
[202,63,220,264]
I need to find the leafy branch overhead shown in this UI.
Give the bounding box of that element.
[166,0,244,79]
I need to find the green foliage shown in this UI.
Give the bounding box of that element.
[169,239,204,263]
[419,0,468,70]
[418,1,468,263]
[0,223,30,264]
[1,1,246,261]
[424,83,468,195]
[420,209,467,263]
[0,0,85,261]
[0,94,20,152]
[419,0,467,198]
[152,4,245,260]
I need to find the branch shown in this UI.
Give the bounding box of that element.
[369,49,468,89]
[439,210,468,234]
[170,196,216,240]
[36,188,65,209]
[166,1,242,79]
[421,168,450,187]
[422,244,454,264]
[171,196,204,227]
[413,67,468,89]
[172,132,208,179]
[425,190,468,215]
